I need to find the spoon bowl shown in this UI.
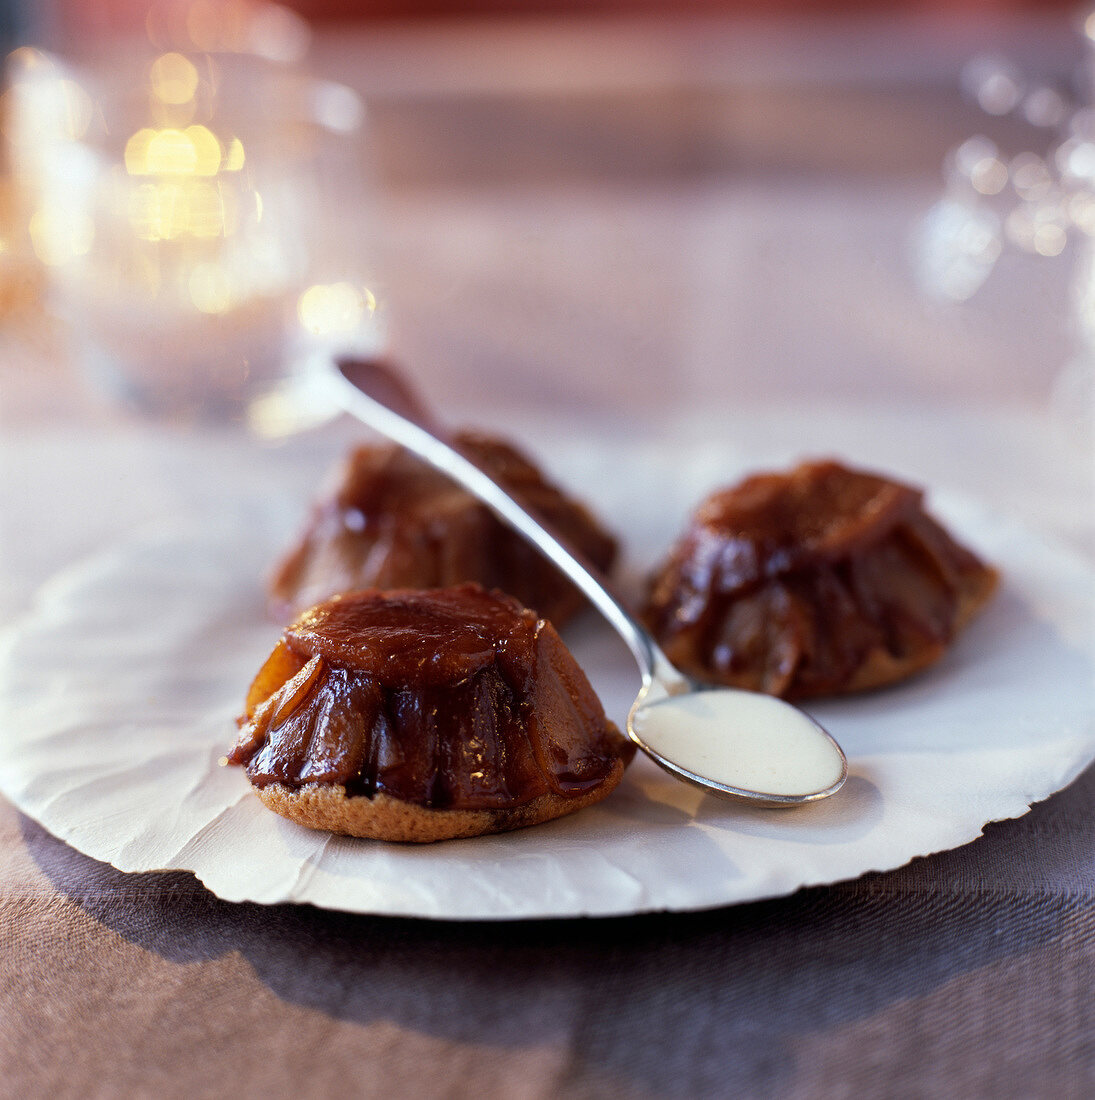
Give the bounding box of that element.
[325,357,848,807]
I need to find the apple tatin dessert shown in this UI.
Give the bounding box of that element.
[269,434,617,627]
[227,584,634,842]
[642,460,998,699]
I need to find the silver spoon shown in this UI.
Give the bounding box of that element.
[321,357,847,807]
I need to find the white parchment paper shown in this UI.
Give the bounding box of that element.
[1,492,1093,919]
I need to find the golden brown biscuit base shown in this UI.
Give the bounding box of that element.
[253,753,630,843]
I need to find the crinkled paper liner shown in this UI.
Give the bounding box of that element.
[1,494,1092,919]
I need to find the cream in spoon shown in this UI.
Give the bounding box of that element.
[630,688,846,803]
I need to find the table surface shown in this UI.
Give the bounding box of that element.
[2,14,1094,1098]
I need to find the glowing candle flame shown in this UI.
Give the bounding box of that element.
[125,125,221,177]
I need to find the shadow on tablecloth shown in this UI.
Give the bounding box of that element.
[21,761,1095,1097]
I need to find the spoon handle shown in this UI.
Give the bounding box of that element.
[326,358,680,690]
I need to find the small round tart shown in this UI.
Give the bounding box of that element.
[268,433,617,626]
[228,584,634,842]
[642,460,999,699]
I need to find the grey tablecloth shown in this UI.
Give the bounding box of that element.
[4,761,1093,1099]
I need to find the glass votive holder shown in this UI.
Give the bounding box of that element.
[5,41,375,422]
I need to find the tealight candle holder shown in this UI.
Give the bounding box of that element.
[5,37,376,421]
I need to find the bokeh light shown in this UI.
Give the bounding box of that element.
[150,53,200,106]
[28,206,94,266]
[297,282,375,336]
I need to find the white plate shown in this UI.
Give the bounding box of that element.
[0,493,1093,919]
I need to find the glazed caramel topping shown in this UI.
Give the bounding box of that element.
[268,432,618,626]
[695,460,921,590]
[287,584,536,687]
[333,432,568,522]
[643,460,998,699]
[230,585,631,810]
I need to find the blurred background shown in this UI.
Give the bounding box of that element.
[0,0,1092,637]
[0,0,1090,465]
